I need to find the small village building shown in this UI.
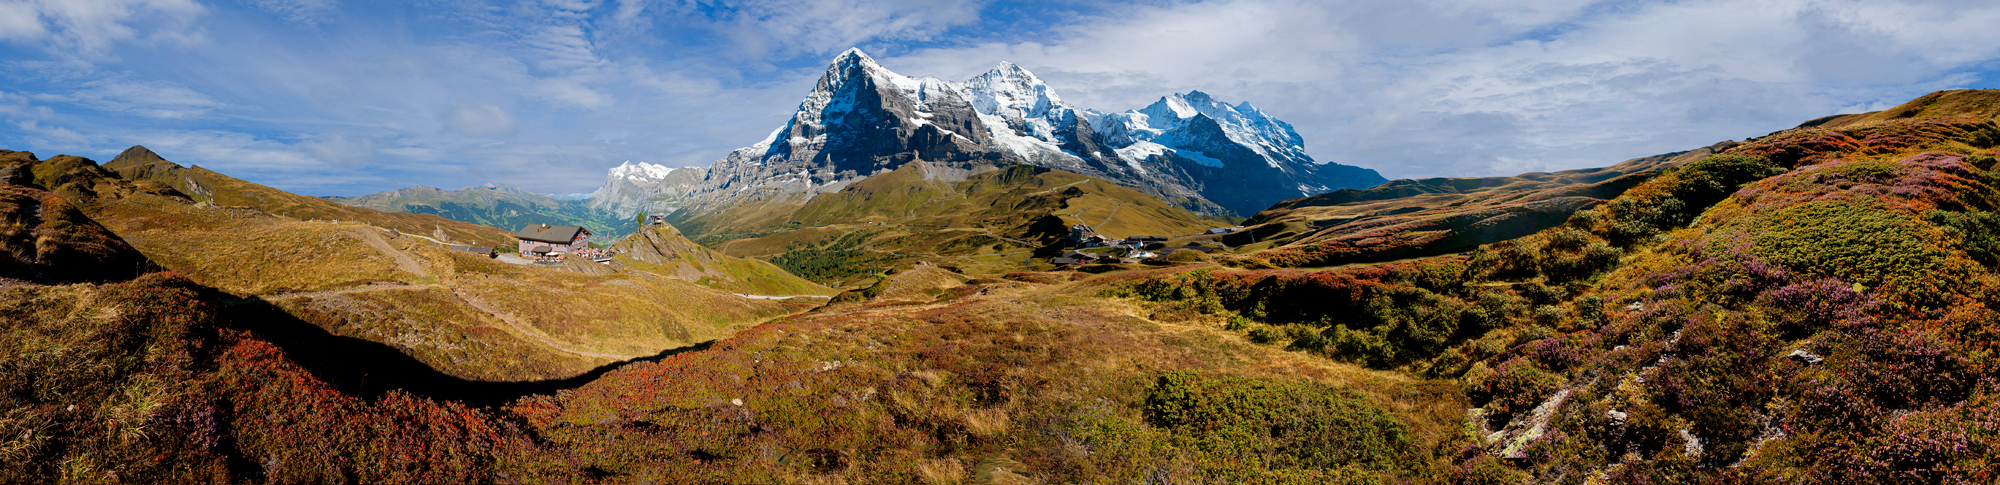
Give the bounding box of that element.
[1068,224,1097,241]
[515,224,592,256]
[1050,250,1099,266]
[449,245,498,258]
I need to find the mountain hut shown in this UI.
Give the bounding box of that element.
[515,224,592,256]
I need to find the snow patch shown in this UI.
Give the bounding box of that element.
[609,161,676,181]
[1176,149,1224,168]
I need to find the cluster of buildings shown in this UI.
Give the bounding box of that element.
[1051,224,1172,265]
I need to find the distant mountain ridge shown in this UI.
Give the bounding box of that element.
[662,48,1385,233]
[325,182,634,241]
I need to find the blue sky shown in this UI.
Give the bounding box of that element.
[3,0,1999,196]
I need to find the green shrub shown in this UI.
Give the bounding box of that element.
[770,231,892,282]
[1602,154,1785,245]
[1924,209,2000,268]
[1751,200,1962,306]
[1144,372,1413,472]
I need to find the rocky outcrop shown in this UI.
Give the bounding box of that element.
[0,151,156,284]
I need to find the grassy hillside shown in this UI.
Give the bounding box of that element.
[10,89,2000,483]
[10,148,817,383]
[684,163,1226,284]
[102,145,518,248]
[1226,142,1737,267]
[1110,103,2000,480]
[615,222,836,296]
[1230,90,2000,270]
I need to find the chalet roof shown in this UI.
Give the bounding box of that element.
[515,224,589,244]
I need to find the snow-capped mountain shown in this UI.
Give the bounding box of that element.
[588,161,706,218]
[656,48,1384,224]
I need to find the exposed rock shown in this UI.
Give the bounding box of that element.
[1783,349,1824,364]
[561,254,617,276]
[1491,388,1574,459]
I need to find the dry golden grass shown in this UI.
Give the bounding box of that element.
[515,262,1466,482]
[104,151,518,248]
[1802,88,2000,128]
[89,193,419,295]
[76,186,818,379]
[692,164,1222,278]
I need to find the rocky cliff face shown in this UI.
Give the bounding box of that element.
[587,161,706,219]
[653,48,1385,230]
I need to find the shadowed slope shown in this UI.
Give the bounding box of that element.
[19,147,819,383]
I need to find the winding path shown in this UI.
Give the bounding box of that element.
[445,286,645,360]
[352,228,427,276]
[263,281,644,361]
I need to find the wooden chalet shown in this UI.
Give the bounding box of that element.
[515,223,591,256]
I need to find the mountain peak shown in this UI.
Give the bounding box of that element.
[609,161,676,181]
[107,144,180,170]
[834,47,871,62]
[824,47,888,78]
[961,60,1064,124]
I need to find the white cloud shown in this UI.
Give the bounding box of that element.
[0,2,50,41]
[0,0,207,56]
[637,0,987,58]
[243,0,338,24]
[441,103,517,136]
[12,119,90,148]
[32,78,223,119]
[535,78,613,108]
[879,0,2000,178]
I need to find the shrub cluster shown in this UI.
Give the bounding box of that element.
[1111,148,2000,481]
[769,231,892,283]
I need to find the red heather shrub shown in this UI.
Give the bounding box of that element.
[216,333,512,483]
[1729,118,2000,168]
[1756,278,1881,339]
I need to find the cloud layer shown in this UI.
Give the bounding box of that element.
[0,0,1996,196]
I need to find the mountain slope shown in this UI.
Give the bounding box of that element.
[102,145,517,248]
[1110,89,2000,482]
[0,151,157,284]
[326,182,634,241]
[692,162,1225,281]
[2,150,1461,485]
[614,222,836,296]
[1229,141,1739,267]
[13,148,816,382]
